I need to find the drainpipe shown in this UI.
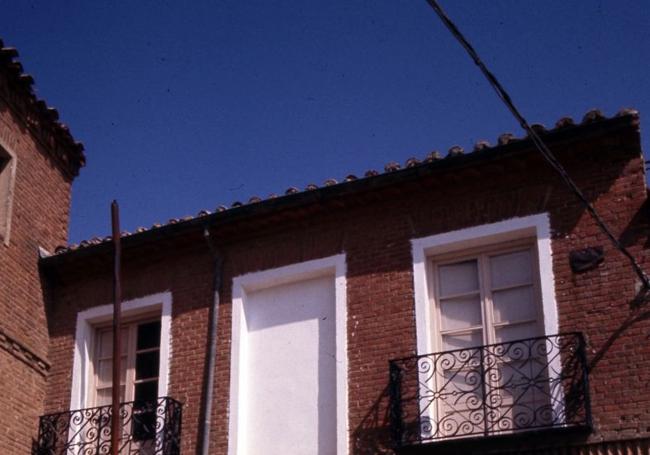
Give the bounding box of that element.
[197,226,223,455]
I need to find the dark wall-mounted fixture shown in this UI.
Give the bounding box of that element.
[569,246,604,273]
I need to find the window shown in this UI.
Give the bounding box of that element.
[429,241,552,436]
[92,319,161,407]
[412,214,558,357]
[64,293,173,453]
[431,241,543,352]
[91,318,161,443]
[69,292,171,412]
[406,215,571,442]
[0,145,15,243]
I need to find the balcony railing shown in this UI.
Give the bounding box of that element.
[389,333,591,447]
[35,396,182,455]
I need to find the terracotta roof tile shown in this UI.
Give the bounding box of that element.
[0,39,85,176]
[473,141,491,152]
[616,108,638,117]
[424,151,442,162]
[405,157,420,168]
[555,117,575,128]
[384,161,401,172]
[582,109,606,123]
[447,145,464,157]
[49,108,639,256]
[497,133,516,146]
[529,123,547,135]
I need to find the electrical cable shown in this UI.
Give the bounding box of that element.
[424,0,650,290]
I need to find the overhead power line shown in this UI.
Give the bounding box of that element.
[424,0,650,290]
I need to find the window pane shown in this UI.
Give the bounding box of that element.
[136,351,160,380]
[97,356,128,387]
[440,295,482,331]
[438,260,479,297]
[134,381,158,403]
[98,328,129,357]
[97,359,112,387]
[441,367,483,406]
[137,321,161,351]
[495,322,539,343]
[495,358,552,428]
[441,330,482,351]
[490,250,533,289]
[132,408,156,441]
[438,366,484,437]
[96,388,111,407]
[492,286,535,323]
[99,330,113,357]
[132,382,158,441]
[96,386,125,406]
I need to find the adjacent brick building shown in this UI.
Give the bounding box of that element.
[0,40,84,454]
[2,39,650,455]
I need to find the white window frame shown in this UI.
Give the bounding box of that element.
[228,254,348,455]
[430,239,545,352]
[70,292,172,411]
[90,316,162,406]
[411,214,563,435]
[0,139,17,246]
[412,214,558,356]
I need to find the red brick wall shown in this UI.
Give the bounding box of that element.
[43,120,650,454]
[0,73,73,454]
[0,348,47,454]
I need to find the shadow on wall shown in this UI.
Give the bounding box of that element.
[618,193,650,250]
[589,287,650,374]
[352,383,394,455]
[589,197,650,374]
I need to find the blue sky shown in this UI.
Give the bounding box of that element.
[3,1,649,243]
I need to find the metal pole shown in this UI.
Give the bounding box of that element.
[197,227,222,455]
[111,201,122,455]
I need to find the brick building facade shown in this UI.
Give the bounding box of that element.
[0,41,84,454]
[2,39,650,455]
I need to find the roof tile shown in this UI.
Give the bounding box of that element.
[447,145,464,157]
[51,108,639,255]
[0,39,85,175]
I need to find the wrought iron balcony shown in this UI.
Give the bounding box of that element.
[389,333,591,447]
[35,396,182,455]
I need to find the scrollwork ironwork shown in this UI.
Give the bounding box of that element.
[389,333,591,447]
[35,397,182,455]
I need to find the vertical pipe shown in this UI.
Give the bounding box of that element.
[197,227,222,455]
[110,201,122,455]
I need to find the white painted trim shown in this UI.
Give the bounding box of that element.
[69,292,173,410]
[411,213,565,429]
[411,213,557,356]
[0,138,17,246]
[228,255,348,455]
